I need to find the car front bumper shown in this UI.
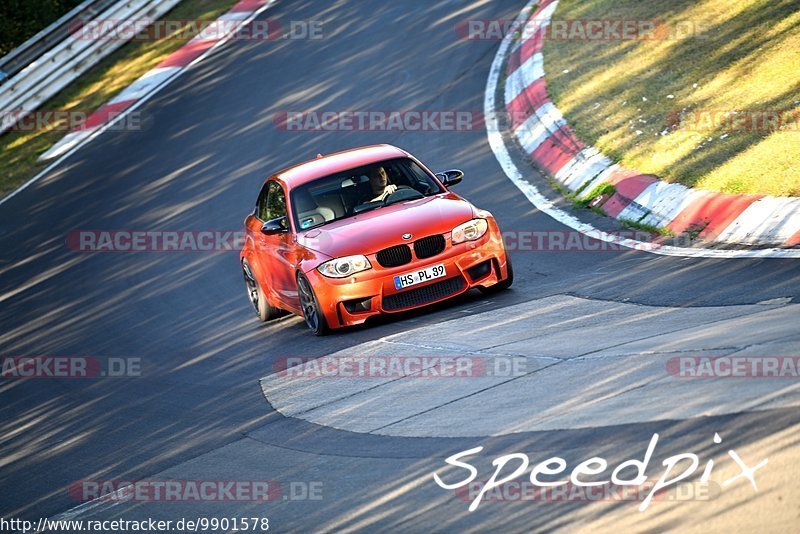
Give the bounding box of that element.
[305,221,510,329]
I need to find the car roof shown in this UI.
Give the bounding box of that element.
[272,144,411,189]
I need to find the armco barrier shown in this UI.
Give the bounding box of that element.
[0,0,183,134]
[0,0,118,83]
[40,0,274,161]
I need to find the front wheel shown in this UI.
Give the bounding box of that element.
[479,254,514,294]
[243,260,280,322]
[297,273,330,336]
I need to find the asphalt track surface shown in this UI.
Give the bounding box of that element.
[1,0,799,531]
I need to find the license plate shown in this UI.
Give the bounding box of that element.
[394,264,446,290]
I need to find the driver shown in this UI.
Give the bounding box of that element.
[369,166,397,202]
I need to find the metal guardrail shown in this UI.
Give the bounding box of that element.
[0,0,183,134]
[0,0,119,84]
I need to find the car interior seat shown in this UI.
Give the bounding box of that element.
[294,188,335,229]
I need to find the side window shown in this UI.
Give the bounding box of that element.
[398,159,439,194]
[256,183,270,220]
[266,182,287,221]
[256,181,287,221]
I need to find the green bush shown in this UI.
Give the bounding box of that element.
[0,0,84,57]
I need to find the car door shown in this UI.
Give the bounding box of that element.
[252,181,298,307]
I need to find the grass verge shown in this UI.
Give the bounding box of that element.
[544,0,800,196]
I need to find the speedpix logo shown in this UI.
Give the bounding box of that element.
[434,433,767,513]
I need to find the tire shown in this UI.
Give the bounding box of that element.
[242,259,280,322]
[296,273,330,336]
[479,254,514,294]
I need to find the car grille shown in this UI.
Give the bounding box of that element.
[382,277,465,311]
[376,244,412,268]
[413,234,446,259]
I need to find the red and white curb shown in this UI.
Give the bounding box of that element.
[489,0,800,255]
[40,0,274,161]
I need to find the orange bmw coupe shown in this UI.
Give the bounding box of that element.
[240,144,512,335]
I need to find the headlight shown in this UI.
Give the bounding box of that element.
[317,255,372,278]
[451,218,488,244]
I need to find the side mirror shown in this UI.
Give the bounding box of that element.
[261,216,288,235]
[436,169,464,187]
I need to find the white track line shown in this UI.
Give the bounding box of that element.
[43,485,133,528]
[0,0,277,210]
[485,0,800,259]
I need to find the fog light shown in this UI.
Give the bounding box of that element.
[343,297,372,313]
[467,260,492,281]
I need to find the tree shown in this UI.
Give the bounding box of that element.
[0,0,85,58]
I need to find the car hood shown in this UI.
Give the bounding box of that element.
[297,194,474,258]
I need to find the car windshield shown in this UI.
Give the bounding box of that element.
[290,157,445,231]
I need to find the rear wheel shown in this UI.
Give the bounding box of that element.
[242,260,280,322]
[479,254,514,294]
[297,273,330,336]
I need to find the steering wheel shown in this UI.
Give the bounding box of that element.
[383,185,424,204]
